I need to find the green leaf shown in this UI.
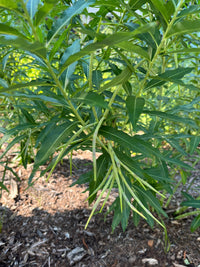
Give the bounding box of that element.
[26,0,40,19]
[29,121,78,183]
[190,214,200,232]
[89,153,110,204]
[100,67,132,92]
[0,36,46,59]
[47,0,95,46]
[59,22,156,74]
[126,95,145,130]
[72,92,108,109]
[35,0,58,26]
[189,136,200,154]
[100,126,192,170]
[92,70,103,90]
[167,19,200,37]
[0,0,21,13]
[115,42,150,60]
[60,40,81,89]
[143,110,197,128]
[0,23,28,39]
[0,182,9,192]
[181,200,200,209]
[150,0,170,23]
[164,137,187,156]
[0,80,52,93]
[0,134,26,159]
[145,67,194,90]
[134,185,167,217]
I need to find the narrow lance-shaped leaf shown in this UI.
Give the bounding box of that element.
[60,40,81,89]
[167,19,200,37]
[0,36,46,59]
[26,0,40,20]
[115,42,150,60]
[35,0,58,26]
[0,24,29,39]
[143,110,197,128]
[0,80,53,93]
[59,22,156,74]
[190,214,200,232]
[150,0,170,23]
[126,95,145,130]
[189,136,200,154]
[100,67,132,92]
[47,0,95,46]
[145,67,194,90]
[72,92,108,109]
[29,121,78,184]
[181,200,200,209]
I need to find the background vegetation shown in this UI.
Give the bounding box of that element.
[0,0,200,237]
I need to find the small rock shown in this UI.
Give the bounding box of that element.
[197,237,200,241]
[64,232,70,239]
[138,248,147,254]
[129,256,136,264]
[67,247,86,265]
[142,258,158,265]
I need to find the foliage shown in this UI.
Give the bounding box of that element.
[0,0,200,234]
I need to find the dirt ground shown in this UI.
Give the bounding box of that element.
[0,150,200,267]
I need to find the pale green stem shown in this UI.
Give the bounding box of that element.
[85,176,113,229]
[92,87,121,181]
[45,60,86,126]
[137,0,185,97]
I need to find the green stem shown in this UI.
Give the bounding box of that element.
[45,60,85,126]
[137,0,185,97]
[92,87,121,181]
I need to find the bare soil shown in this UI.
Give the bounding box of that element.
[0,150,200,267]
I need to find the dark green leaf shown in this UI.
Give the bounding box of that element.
[35,0,58,26]
[190,214,200,232]
[72,92,108,109]
[0,36,46,59]
[126,95,145,130]
[181,200,200,209]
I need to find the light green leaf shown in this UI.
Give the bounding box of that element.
[26,0,40,19]
[47,0,95,46]
[167,19,200,37]
[126,95,145,130]
[0,0,21,14]
[150,0,170,23]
